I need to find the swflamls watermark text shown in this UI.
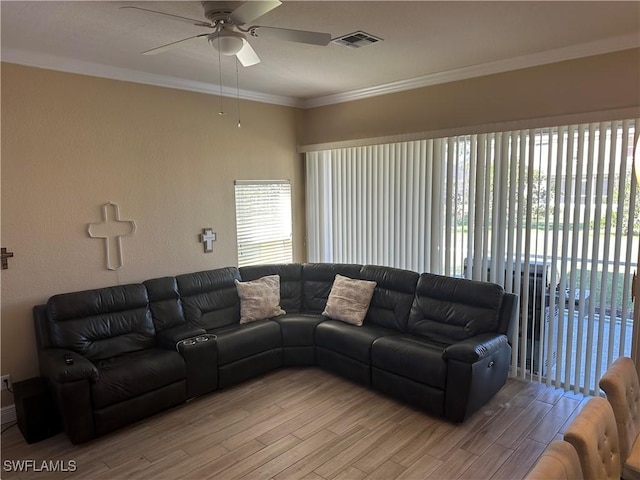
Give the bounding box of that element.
[3,459,77,473]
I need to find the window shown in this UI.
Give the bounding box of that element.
[306,119,639,395]
[234,180,293,267]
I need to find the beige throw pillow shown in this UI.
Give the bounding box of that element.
[235,274,286,324]
[322,274,377,326]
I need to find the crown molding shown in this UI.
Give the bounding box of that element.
[3,32,638,110]
[1,47,303,107]
[301,33,640,109]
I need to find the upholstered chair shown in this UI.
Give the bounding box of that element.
[599,356,640,480]
[564,396,621,480]
[525,440,583,480]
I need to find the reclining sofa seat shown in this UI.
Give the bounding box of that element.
[176,267,282,388]
[33,284,187,444]
[371,272,517,421]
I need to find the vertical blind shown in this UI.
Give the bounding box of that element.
[306,119,639,395]
[235,180,293,267]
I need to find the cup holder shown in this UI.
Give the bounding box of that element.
[176,334,216,351]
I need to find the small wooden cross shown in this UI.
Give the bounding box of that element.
[88,202,136,270]
[1,248,14,270]
[200,228,216,253]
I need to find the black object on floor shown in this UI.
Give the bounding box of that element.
[13,377,61,443]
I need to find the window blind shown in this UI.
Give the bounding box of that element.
[234,180,293,267]
[306,119,639,395]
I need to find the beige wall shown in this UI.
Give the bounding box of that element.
[1,63,304,407]
[300,49,640,146]
[2,48,639,410]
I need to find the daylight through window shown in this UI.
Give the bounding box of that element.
[235,180,293,267]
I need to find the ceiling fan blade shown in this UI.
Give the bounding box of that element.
[250,26,331,46]
[236,41,261,67]
[230,1,282,26]
[120,6,212,28]
[142,33,209,55]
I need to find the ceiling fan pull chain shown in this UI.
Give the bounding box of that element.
[236,58,241,128]
[217,36,225,116]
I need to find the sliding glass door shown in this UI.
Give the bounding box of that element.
[306,119,639,395]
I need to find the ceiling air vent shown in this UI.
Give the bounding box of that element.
[332,31,382,48]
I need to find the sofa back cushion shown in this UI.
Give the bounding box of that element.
[360,265,419,332]
[47,284,155,361]
[301,263,363,313]
[177,267,241,331]
[408,273,504,342]
[143,276,185,332]
[239,264,302,313]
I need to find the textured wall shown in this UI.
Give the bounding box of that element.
[0,63,304,407]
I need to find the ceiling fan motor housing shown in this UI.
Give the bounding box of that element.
[202,1,242,25]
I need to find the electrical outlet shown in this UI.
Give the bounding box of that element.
[1,374,11,391]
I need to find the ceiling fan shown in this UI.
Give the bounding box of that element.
[121,1,332,67]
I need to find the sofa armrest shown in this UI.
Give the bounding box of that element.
[156,325,207,350]
[39,349,99,383]
[442,333,509,363]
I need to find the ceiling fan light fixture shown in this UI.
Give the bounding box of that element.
[209,30,246,56]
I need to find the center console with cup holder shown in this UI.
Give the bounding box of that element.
[176,334,218,398]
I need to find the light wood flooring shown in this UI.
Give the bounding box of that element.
[1,367,588,480]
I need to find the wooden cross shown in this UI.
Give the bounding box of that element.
[200,228,216,253]
[88,202,136,270]
[1,248,14,270]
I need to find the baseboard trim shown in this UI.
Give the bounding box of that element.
[1,404,17,425]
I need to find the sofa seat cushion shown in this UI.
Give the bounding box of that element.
[273,314,326,346]
[213,320,282,365]
[371,335,449,389]
[92,348,186,409]
[314,320,398,364]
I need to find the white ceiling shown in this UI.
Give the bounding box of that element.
[2,1,639,107]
